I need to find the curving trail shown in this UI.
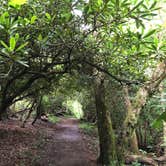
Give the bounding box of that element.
[39,118,96,166]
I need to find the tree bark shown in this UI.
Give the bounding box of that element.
[159,83,166,155]
[0,97,12,120]
[122,60,166,155]
[94,74,117,165]
[0,104,8,120]
[123,86,139,154]
[32,96,42,125]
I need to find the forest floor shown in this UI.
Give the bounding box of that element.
[0,118,97,166]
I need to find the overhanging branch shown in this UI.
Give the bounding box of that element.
[83,60,142,85]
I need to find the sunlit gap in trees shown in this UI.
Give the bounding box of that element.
[72,0,91,31]
[64,99,84,119]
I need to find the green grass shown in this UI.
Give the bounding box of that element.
[63,114,75,118]
[79,122,97,135]
[47,114,60,123]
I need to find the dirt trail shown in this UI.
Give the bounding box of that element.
[38,118,96,166]
[0,118,97,166]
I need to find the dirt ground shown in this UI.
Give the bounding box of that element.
[0,118,97,166]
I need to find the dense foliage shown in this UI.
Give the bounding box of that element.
[0,0,166,165]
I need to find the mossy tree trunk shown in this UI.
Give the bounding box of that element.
[122,61,166,155]
[123,86,139,154]
[94,73,117,165]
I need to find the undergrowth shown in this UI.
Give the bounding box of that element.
[47,114,60,123]
[79,121,97,135]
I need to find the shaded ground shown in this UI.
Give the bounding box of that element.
[0,118,97,166]
[37,118,97,166]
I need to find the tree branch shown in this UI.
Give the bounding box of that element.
[83,60,142,85]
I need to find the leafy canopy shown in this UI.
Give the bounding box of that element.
[0,0,165,116]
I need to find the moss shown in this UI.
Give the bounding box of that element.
[94,76,118,165]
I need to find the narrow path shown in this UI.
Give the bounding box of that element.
[39,118,96,166]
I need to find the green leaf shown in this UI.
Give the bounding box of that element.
[152,112,166,128]
[152,120,162,128]
[45,13,51,21]
[1,48,10,56]
[9,0,27,6]
[152,7,161,11]
[150,1,157,9]
[142,4,148,9]
[151,44,157,50]
[10,37,16,51]
[0,40,10,51]
[15,33,20,42]
[62,13,72,21]
[30,15,37,24]
[38,34,43,41]
[15,42,28,52]
[135,19,143,28]
[143,29,156,39]
[97,0,103,7]
[116,0,119,8]
[129,0,144,14]
[16,60,29,67]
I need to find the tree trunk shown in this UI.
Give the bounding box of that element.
[122,61,166,155]
[123,86,139,154]
[0,98,12,120]
[32,96,42,125]
[94,74,117,165]
[163,122,166,155]
[159,83,166,155]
